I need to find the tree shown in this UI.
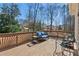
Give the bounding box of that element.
[0,3,21,33]
[0,14,10,33]
[62,4,70,32]
[1,4,10,14]
[26,4,34,31]
[32,3,39,32]
[39,4,44,30]
[10,3,20,18]
[10,3,21,32]
[62,4,75,33]
[25,3,40,32]
[47,4,54,32]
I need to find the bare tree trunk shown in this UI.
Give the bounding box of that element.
[33,4,39,32]
[50,13,53,32]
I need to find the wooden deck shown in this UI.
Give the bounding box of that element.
[0,38,62,56]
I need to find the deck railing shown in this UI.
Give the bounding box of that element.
[0,31,72,50]
[0,32,33,49]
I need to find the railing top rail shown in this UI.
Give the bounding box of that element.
[0,32,35,36]
[0,30,74,36]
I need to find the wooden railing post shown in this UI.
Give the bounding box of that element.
[2,36,3,48]
[16,35,18,46]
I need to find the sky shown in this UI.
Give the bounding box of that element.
[17,3,28,19]
[0,3,68,26]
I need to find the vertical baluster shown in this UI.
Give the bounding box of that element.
[0,36,2,49]
[2,36,3,48]
[16,35,18,46]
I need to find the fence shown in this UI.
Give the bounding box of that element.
[0,32,33,49]
[0,31,71,50]
[47,30,71,38]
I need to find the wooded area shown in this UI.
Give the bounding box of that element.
[0,3,75,33]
